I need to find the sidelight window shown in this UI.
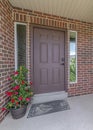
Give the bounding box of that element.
[69,31,77,83]
[15,23,26,70]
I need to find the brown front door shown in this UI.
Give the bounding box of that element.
[34,28,65,94]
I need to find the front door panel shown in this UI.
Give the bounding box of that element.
[34,28,65,94]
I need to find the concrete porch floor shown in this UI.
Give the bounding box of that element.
[1,94,93,130]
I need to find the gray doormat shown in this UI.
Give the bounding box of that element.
[27,100,70,118]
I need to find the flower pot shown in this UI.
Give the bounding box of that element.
[10,105,27,119]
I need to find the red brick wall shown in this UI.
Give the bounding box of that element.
[12,7,93,96]
[0,0,14,122]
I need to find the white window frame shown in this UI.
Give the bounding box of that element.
[69,30,77,84]
[14,22,27,70]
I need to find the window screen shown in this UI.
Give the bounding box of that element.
[17,24,26,69]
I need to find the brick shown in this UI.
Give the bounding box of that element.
[0,0,14,122]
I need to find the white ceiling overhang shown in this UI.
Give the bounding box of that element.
[9,0,93,23]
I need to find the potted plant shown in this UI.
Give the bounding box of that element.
[2,66,33,119]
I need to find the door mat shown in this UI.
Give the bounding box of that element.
[27,100,70,118]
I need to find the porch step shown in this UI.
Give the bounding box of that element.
[32,91,68,104]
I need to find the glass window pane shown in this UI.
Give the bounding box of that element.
[70,31,77,82]
[17,25,26,69]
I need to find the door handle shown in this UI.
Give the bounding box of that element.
[60,63,64,65]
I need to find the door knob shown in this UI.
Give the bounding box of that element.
[60,63,64,65]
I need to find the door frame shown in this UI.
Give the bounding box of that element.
[31,24,68,93]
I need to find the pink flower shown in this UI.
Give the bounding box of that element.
[7,77,11,81]
[26,98,30,102]
[30,82,32,85]
[14,92,18,95]
[21,80,25,85]
[11,99,15,103]
[2,107,7,111]
[6,91,13,96]
[18,96,23,101]
[14,71,19,75]
[13,86,20,91]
